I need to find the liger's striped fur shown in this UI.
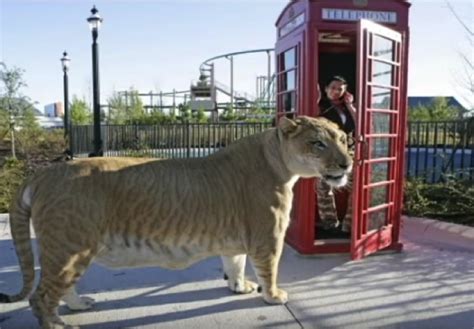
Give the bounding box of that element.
[0,116,353,329]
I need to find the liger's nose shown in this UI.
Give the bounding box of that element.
[339,163,349,170]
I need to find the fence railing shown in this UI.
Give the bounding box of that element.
[406,119,473,182]
[71,122,272,159]
[71,119,474,182]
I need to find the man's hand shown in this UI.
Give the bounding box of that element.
[343,91,354,105]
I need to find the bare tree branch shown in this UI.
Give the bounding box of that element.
[444,0,473,37]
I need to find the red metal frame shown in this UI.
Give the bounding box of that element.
[352,20,403,260]
[275,0,410,259]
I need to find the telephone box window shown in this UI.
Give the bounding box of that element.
[371,86,392,109]
[283,48,296,70]
[283,92,296,113]
[369,185,389,208]
[372,35,394,60]
[372,113,391,134]
[283,70,296,90]
[368,209,388,231]
[370,162,390,183]
[371,138,391,158]
[372,61,394,86]
[277,46,298,117]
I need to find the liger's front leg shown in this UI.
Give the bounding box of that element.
[249,237,287,304]
[221,254,259,294]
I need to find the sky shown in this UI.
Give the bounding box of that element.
[0,0,472,112]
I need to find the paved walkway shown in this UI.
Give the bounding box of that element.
[0,214,473,329]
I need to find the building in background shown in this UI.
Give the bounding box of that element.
[408,96,467,111]
[44,102,64,117]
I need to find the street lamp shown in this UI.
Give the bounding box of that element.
[225,55,234,111]
[60,51,72,156]
[87,5,103,157]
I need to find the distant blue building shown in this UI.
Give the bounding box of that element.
[44,102,64,118]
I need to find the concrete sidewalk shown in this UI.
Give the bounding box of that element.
[0,214,473,329]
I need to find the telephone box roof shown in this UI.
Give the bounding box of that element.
[276,0,411,27]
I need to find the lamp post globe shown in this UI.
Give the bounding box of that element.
[61,51,70,72]
[87,5,103,33]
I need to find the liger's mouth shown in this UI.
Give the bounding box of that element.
[324,174,344,181]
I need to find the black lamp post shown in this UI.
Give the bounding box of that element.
[60,51,72,156]
[87,5,103,157]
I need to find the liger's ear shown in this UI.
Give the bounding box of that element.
[278,117,298,135]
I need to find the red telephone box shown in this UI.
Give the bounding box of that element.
[275,0,410,259]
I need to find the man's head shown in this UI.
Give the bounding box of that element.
[324,75,348,101]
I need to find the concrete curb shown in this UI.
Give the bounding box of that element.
[402,215,474,250]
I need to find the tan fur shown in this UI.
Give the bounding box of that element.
[1,116,352,329]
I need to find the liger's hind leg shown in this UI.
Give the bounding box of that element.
[62,285,95,311]
[30,249,94,329]
[221,255,259,294]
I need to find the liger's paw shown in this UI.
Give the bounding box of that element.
[64,296,95,311]
[228,279,259,294]
[262,288,288,305]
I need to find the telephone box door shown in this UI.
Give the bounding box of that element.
[352,20,403,260]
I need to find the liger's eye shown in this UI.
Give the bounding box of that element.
[310,141,326,149]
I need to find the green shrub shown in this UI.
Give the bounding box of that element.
[0,157,26,213]
[0,129,66,213]
[404,177,474,226]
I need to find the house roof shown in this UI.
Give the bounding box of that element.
[408,96,467,110]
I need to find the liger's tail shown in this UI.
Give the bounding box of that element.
[0,183,35,303]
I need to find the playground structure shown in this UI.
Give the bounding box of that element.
[116,48,277,121]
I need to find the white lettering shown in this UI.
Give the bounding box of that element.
[321,8,397,24]
[279,12,306,38]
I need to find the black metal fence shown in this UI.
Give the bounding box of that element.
[70,119,474,182]
[406,119,473,182]
[71,122,273,159]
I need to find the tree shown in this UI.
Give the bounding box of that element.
[177,103,192,123]
[193,108,208,123]
[70,96,92,125]
[128,90,146,123]
[0,63,36,158]
[444,0,473,115]
[107,91,128,124]
[220,105,238,122]
[123,88,146,124]
[108,88,146,124]
[409,97,460,121]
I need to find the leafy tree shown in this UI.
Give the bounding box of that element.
[0,63,36,158]
[105,88,147,125]
[244,105,273,123]
[177,103,192,123]
[123,89,146,124]
[193,108,208,123]
[220,105,238,122]
[409,97,460,121]
[70,96,92,125]
[20,106,40,131]
[138,110,176,124]
[107,91,128,124]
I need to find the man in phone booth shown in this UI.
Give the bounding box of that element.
[317,75,356,234]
